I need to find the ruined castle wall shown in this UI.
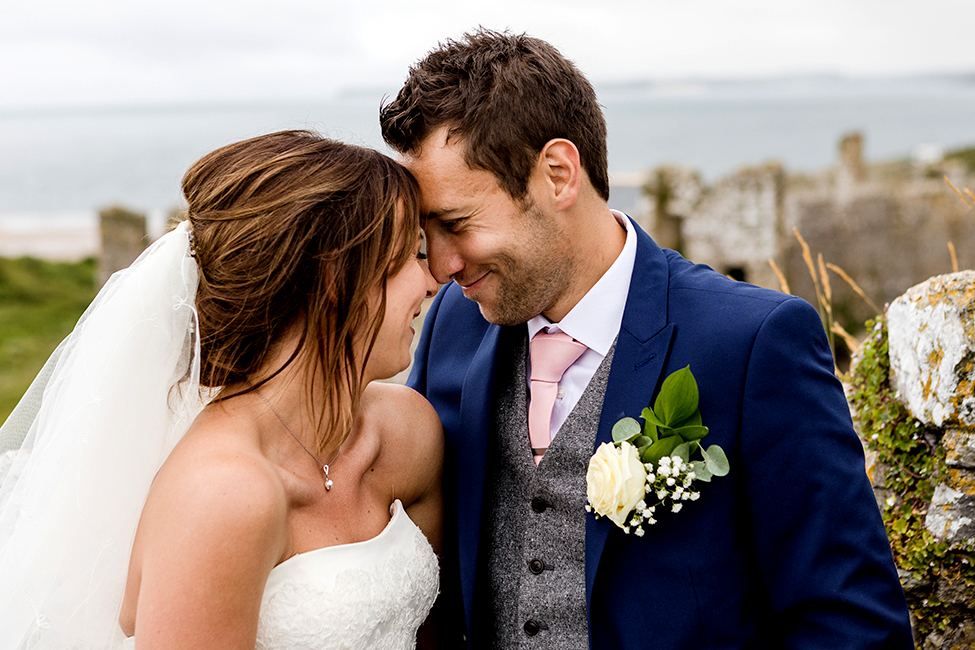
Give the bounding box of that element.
[682,164,783,289]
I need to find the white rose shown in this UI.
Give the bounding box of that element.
[586,441,648,528]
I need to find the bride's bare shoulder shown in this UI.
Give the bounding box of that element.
[360,383,442,447]
[121,403,290,638]
[138,403,289,554]
[359,383,442,481]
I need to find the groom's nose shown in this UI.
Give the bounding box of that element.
[424,229,464,285]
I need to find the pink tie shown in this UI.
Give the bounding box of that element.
[528,330,586,466]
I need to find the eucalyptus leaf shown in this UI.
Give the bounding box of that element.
[642,435,683,465]
[653,366,699,426]
[612,417,642,443]
[689,460,712,482]
[704,445,730,476]
[670,424,709,442]
[673,442,692,463]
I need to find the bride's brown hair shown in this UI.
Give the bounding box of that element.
[183,130,420,452]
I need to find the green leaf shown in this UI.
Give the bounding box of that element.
[670,424,709,442]
[642,435,683,465]
[702,445,730,476]
[653,366,699,426]
[612,417,641,443]
[657,425,679,439]
[641,406,666,429]
[689,460,712,482]
[641,418,658,443]
[633,436,653,450]
[682,411,703,428]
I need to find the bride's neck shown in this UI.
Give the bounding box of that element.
[235,332,361,459]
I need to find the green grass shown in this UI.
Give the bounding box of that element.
[0,256,97,424]
[945,145,975,172]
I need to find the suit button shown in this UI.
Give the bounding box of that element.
[531,497,548,513]
[524,619,541,636]
[528,558,544,574]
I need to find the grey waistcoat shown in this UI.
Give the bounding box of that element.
[478,328,615,650]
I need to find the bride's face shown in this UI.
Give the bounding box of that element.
[363,228,437,382]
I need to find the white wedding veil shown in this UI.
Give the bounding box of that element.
[0,222,206,650]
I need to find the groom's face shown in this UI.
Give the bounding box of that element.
[404,127,574,326]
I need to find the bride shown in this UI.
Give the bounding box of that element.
[0,131,442,649]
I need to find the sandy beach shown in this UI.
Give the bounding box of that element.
[0,218,99,261]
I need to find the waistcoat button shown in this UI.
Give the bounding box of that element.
[528,558,544,574]
[530,497,548,513]
[524,620,541,636]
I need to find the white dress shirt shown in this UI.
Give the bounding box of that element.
[526,210,637,440]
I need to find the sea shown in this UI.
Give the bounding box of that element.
[3,74,975,259]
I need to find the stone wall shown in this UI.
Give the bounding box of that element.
[875,271,975,648]
[682,163,783,289]
[98,206,148,286]
[641,134,975,339]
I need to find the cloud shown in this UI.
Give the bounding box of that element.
[3,0,975,109]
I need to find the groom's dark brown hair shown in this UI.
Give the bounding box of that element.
[380,28,610,202]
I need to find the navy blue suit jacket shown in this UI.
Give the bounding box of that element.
[408,221,912,649]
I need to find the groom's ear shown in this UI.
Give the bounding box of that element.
[535,138,581,211]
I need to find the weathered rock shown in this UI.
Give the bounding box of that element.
[920,629,945,650]
[897,567,934,596]
[939,620,975,650]
[944,428,975,470]
[925,481,975,547]
[887,271,975,428]
[935,574,975,607]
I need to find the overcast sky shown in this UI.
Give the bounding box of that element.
[3,0,974,109]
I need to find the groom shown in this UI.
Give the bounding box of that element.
[381,30,913,649]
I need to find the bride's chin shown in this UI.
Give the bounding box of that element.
[365,358,412,383]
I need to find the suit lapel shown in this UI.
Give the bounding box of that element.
[585,223,676,608]
[456,321,502,623]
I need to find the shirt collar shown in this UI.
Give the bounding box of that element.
[527,210,637,356]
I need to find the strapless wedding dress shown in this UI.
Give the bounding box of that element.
[121,500,438,650]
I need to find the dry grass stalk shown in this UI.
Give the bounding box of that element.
[793,228,835,352]
[789,229,889,375]
[945,175,974,209]
[825,262,882,315]
[768,258,790,294]
[816,252,835,352]
[831,321,860,356]
[794,228,826,314]
[818,253,832,305]
[948,241,959,273]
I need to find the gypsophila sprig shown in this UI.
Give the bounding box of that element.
[585,366,729,535]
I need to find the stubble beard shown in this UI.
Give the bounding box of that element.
[474,205,574,327]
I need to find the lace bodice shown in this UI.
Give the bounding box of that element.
[121,500,438,650]
[255,500,439,650]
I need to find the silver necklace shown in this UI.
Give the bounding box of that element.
[255,389,340,491]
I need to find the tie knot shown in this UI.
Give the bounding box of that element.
[530,330,586,383]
